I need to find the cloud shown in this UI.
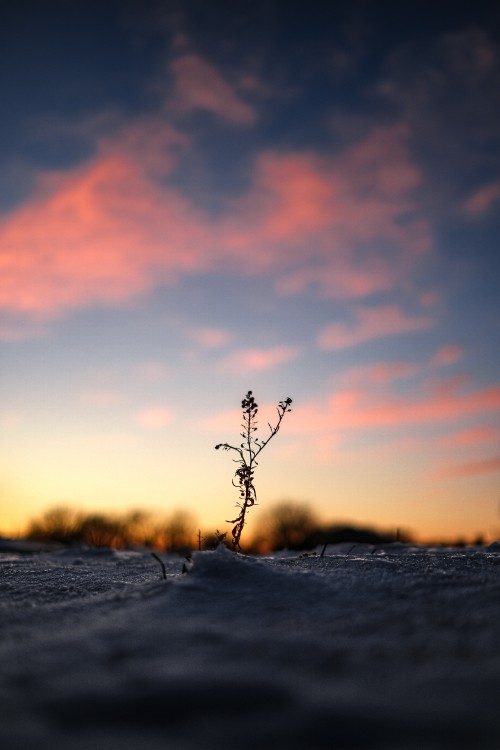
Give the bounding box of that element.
[0,117,431,333]
[463,181,500,217]
[288,381,500,436]
[202,376,500,469]
[337,344,463,389]
[0,121,211,319]
[169,54,255,123]
[354,382,500,429]
[430,345,463,368]
[443,426,500,447]
[220,124,431,298]
[218,345,300,374]
[317,305,432,350]
[340,361,420,386]
[135,407,173,429]
[436,455,500,479]
[187,326,233,349]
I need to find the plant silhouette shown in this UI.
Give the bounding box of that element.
[215,391,292,551]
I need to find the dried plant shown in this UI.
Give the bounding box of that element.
[215,391,292,551]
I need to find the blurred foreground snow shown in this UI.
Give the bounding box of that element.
[1,544,500,749]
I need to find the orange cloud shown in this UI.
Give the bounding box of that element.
[317,305,432,350]
[169,54,255,124]
[218,345,300,374]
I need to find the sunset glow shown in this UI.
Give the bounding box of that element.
[1,1,499,542]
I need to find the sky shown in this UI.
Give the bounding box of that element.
[1,0,500,542]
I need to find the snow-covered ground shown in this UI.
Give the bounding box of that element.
[1,543,500,749]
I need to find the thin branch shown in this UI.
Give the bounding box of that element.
[151,552,167,580]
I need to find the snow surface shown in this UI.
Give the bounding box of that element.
[1,543,500,749]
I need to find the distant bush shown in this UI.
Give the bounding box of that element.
[26,506,83,545]
[156,511,196,553]
[315,524,400,547]
[25,506,197,551]
[255,501,319,551]
[250,500,411,552]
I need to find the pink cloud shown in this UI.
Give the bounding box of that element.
[430,344,463,368]
[0,119,431,333]
[218,125,431,299]
[218,345,300,374]
[317,305,432,350]
[463,180,500,216]
[187,326,233,349]
[436,455,500,479]
[202,378,500,472]
[340,361,420,386]
[358,385,500,427]
[0,122,211,319]
[443,426,500,446]
[169,54,255,124]
[288,381,500,436]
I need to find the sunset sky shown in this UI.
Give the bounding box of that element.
[1,0,500,541]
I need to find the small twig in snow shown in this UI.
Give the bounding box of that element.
[151,552,166,580]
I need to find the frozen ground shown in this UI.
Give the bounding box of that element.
[1,543,500,750]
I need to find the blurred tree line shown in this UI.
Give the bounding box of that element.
[26,507,195,552]
[25,501,411,553]
[247,501,411,551]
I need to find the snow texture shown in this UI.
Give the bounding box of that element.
[1,543,500,749]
